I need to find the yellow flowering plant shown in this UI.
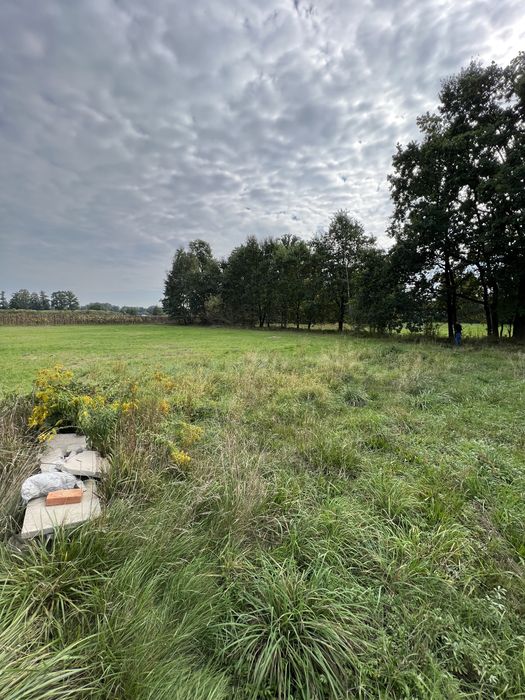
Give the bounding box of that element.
[28,365,77,438]
[178,421,204,448]
[28,366,140,453]
[29,365,204,466]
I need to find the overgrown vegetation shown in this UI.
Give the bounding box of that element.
[1,326,524,698]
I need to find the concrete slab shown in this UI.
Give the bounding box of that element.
[39,449,66,466]
[61,450,109,478]
[21,480,101,539]
[40,462,64,473]
[38,433,87,459]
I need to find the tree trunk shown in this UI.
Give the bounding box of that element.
[489,282,499,340]
[513,272,525,341]
[482,283,492,336]
[338,293,345,332]
[444,255,456,342]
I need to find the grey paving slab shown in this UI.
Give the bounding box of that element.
[38,433,87,459]
[61,450,109,478]
[39,449,66,466]
[21,480,101,539]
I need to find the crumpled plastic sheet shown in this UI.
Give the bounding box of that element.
[21,471,84,504]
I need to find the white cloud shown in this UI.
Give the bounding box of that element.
[0,0,523,304]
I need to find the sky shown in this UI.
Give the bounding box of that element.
[0,0,523,306]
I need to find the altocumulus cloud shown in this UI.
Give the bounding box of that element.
[0,0,523,304]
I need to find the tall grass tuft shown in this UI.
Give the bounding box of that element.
[221,556,376,699]
[0,395,37,538]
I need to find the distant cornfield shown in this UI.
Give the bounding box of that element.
[0,310,170,326]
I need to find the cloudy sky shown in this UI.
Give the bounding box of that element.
[0,0,523,305]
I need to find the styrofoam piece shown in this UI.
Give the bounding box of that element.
[21,480,101,539]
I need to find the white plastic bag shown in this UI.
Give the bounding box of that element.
[21,472,83,504]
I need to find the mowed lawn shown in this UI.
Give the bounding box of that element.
[1,324,525,698]
[1,324,337,394]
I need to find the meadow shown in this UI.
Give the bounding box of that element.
[1,325,524,698]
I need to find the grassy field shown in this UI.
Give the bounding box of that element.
[0,323,496,395]
[1,325,524,698]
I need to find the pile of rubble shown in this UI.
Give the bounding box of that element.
[20,433,108,539]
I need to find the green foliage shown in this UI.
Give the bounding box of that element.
[51,290,79,311]
[163,239,221,324]
[390,55,525,340]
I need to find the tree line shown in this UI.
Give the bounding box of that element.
[1,289,79,310]
[163,55,524,340]
[1,291,163,316]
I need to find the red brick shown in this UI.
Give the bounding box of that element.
[46,489,82,506]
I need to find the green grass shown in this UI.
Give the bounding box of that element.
[0,325,343,395]
[0,323,498,396]
[1,325,524,698]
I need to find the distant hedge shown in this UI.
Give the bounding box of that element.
[0,310,170,326]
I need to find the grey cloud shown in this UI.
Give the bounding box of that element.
[0,0,523,304]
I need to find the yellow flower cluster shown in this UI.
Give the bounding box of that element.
[158,399,171,415]
[77,394,106,408]
[28,365,73,430]
[153,371,176,391]
[37,365,73,384]
[37,429,57,443]
[170,447,192,466]
[28,403,49,429]
[179,421,204,448]
[28,365,204,465]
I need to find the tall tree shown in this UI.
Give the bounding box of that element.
[272,235,311,328]
[504,53,525,340]
[39,291,51,310]
[163,240,220,323]
[0,291,8,309]
[188,240,221,323]
[29,292,41,309]
[9,289,32,309]
[351,249,404,333]
[51,291,79,310]
[390,56,525,341]
[389,120,463,341]
[438,60,521,339]
[313,211,372,332]
[222,237,268,326]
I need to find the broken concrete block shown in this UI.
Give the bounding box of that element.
[21,480,101,539]
[46,489,83,506]
[61,450,109,478]
[40,462,64,473]
[39,449,66,467]
[39,433,87,459]
[64,442,86,457]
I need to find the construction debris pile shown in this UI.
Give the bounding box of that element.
[20,433,108,539]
